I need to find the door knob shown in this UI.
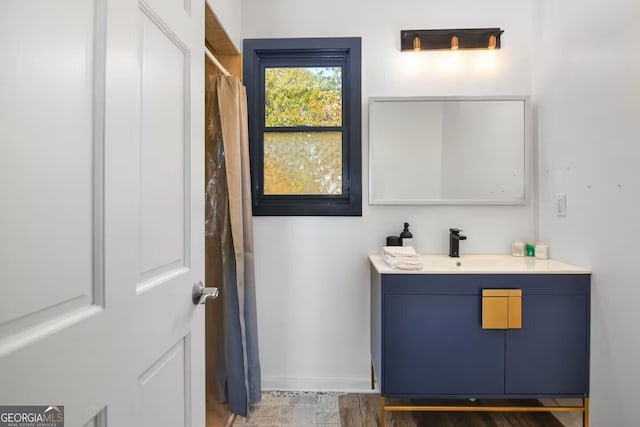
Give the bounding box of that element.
[192,281,219,305]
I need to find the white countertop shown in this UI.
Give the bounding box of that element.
[370,253,591,274]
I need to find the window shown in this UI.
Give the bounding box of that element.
[243,38,362,216]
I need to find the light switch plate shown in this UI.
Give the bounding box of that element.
[555,193,567,217]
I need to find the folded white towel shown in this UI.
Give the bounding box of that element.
[383,254,424,270]
[382,246,419,258]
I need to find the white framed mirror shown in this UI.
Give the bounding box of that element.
[369,96,530,205]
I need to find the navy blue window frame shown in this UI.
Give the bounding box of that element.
[243,38,362,216]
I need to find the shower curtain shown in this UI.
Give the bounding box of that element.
[205,75,261,417]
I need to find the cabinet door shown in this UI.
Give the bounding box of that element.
[505,294,588,395]
[384,294,504,395]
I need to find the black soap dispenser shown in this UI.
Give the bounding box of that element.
[400,222,414,247]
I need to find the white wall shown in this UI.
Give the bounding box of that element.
[533,1,640,425]
[206,0,242,51]
[242,0,535,390]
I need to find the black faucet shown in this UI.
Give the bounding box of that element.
[449,228,467,257]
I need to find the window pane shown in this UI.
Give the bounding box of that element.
[264,132,342,195]
[265,67,342,127]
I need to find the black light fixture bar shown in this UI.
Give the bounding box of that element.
[401,28,504,51]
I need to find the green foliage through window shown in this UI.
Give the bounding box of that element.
[265,67,342,127]
[263,67,343,195]
[264,132,342,195]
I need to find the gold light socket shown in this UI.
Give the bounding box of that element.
[450,35,459,50]
[488,34,497,49]
[413,36,421,51]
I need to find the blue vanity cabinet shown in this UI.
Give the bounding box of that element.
[384,292,505,395]
[370,269,591,399]
[505,290,589,394]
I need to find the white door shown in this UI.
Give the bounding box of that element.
[0,0,206,425]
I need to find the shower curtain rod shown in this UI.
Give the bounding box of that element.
[205,46,231,76]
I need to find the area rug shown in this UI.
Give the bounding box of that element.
[234,390,342,427]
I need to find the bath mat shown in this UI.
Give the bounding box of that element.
[234,390,342,427]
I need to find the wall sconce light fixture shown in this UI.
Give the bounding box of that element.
[401,28,504,51]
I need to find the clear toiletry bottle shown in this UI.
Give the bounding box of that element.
[400,222,414,247]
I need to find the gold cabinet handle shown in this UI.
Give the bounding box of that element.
[482,289,522,329]
[508,290,522,329]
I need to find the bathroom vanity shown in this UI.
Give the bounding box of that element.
[369,254,591,426]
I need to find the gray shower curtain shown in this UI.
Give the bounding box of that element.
[205,75,261,417]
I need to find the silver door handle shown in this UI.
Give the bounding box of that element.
[192,281,219,305]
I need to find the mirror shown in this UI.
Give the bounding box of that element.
[369,96,529,205]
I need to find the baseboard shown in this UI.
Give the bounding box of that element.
[262,376,375,393]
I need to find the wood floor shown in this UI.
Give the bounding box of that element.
[339,394,577,427]
[207,392,582,426]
